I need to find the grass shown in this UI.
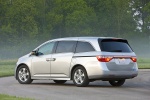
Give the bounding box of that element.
[0,94,33,100]
[0,60,34,100]
[0,58,149,100]
[137,58,150,69]
[0,59,16,77]
[0,58,150,77]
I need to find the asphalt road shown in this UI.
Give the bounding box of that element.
[0,69,150,100]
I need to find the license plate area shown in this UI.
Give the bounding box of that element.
[115,58,129,65]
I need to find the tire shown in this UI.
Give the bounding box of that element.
[17,65,33,84]
[72,66,89,87]
[53,80,67,84]
[109,79,125,87]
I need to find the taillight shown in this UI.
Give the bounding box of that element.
[96,56,113,62]
[131,57,137,62]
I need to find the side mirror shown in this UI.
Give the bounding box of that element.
[30,51,37,56]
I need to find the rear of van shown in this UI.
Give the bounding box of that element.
[97,38,138,79]
[71,37,138,86]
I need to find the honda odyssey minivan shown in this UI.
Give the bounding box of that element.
[15,37,138,87]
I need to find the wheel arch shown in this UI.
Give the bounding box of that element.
[70,64,87,80]
[15,63,30,79]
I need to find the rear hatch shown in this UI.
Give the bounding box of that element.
[97,38,137,71]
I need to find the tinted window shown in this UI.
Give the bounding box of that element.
[55,41,76,53]
[38,42,55,55]
[99,39,132,52]
[75,41,95,53]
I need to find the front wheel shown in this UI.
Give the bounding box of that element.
[17,65,33,84]
[109,79,125,87]
[72,66,89,87]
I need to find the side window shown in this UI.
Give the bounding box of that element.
[55,41,76,53]
[75,41,95,53]
[38,42,55,55]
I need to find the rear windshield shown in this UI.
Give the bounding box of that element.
[98,39,133,52]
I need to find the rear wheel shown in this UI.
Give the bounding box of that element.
[72,66,89,87]
[17,65,33,84]
[109,79,125,87]
[53,80,67,84]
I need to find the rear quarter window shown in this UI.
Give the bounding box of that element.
[98,39,133,52]
[75,41,95,53]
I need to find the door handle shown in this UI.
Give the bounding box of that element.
[46,58,51,61]
[50,58,56,61]
[46,58,56,61]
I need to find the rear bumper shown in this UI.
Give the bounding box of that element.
[86,61,138,80]
[88,70,138,80]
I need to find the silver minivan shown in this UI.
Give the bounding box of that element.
[15,37,138,87]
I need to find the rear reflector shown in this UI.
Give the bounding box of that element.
[96,56,113,62]
[130,57,137,62]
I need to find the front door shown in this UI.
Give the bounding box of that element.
[31,42,55,78]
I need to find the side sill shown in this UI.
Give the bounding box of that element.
[31,77,70,80]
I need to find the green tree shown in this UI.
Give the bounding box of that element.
[5,0,38,40]
[131,0,150,36]
[0,0,15,46]
[86,0,136,37]
[45,0,98,38]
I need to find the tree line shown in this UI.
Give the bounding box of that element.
[0,0,150,59]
